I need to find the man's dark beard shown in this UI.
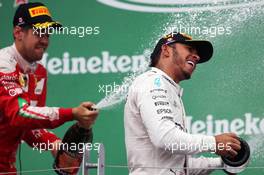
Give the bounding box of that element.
[172,48,191,80]
[183,70,191,80]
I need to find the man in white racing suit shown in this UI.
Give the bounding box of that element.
[124,32,241,175]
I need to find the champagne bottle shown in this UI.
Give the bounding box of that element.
[221,137,250,174]
[53,123,93,175]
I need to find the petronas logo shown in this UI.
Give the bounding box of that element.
[97,0,264,12]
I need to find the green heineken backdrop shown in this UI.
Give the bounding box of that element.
[1,0,264,174]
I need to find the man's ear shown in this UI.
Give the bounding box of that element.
[161,44,170,58]
[13,26,23,41]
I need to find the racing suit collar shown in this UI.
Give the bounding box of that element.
[11,43,37,73]
[151,67,183,97]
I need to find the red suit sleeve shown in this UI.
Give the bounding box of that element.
[22,129,61,149]
[0,71,73,130]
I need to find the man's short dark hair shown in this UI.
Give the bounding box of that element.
[149,38,164,67]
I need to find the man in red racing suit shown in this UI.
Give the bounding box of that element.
[0,2,98,174]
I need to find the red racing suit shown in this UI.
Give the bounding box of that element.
[0,44,73,173]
